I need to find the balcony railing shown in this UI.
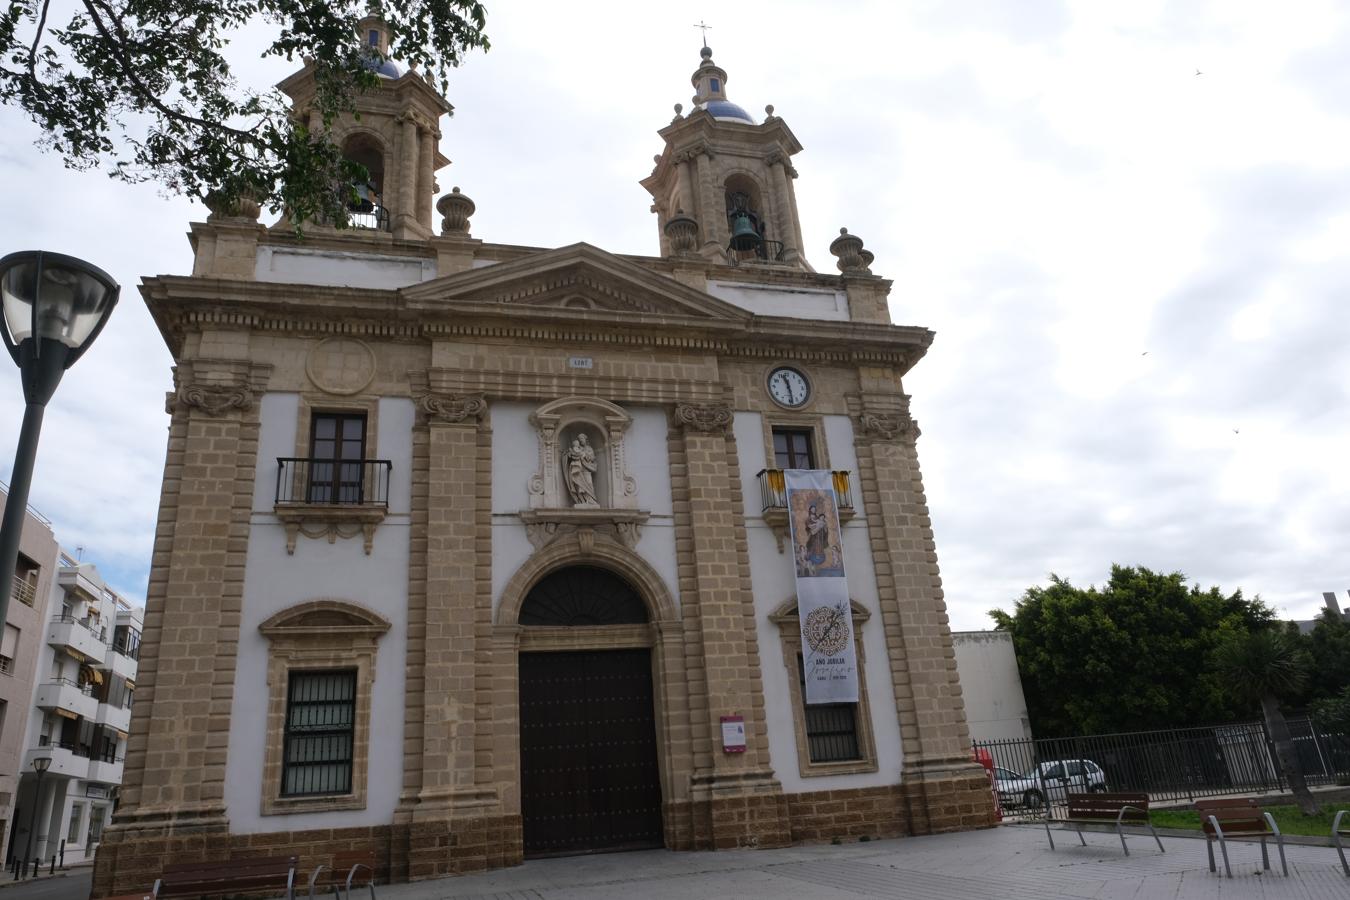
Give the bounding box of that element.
[275,458,392,507]
[11,579,35,607]
[730,239,787,265]
[756,469,855,514]
[349,204,390,231]
[44,677,94,697]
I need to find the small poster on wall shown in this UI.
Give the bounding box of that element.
[785,469,858,704]
[720,715,747,753]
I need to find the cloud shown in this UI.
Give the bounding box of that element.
[0,0,1346,632]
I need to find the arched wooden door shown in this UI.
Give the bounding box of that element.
[517,566,664,857]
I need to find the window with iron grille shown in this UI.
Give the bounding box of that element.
[282,670,356,797]
[773,428,815,469]
[797,654,861,762]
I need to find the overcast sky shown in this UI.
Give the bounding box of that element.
[1,0,1347,629]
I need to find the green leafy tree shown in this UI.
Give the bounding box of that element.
[1312,685,1350,735]
[0,1,488,226]
[989,565,1273,737]
[1213,628,1318,815]
[1307,610,1350,702]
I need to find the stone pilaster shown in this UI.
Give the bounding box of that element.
[673,402,788,850]
[851,387,994,834]
[408,391,498,877]
[93,360,269,896]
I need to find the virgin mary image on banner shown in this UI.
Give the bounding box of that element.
[785,469,858,703]
[789,489,844,578]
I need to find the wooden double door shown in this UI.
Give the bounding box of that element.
[518,648,664,857]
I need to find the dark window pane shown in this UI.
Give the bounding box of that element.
[773,428,816,469]
[309,413,367,504]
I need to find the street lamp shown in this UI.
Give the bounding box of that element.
[0,251,118,629]
[21,754,51,877]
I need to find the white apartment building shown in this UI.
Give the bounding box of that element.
[8,554,141,868]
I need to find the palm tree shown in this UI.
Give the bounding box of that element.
[1214,628,1318,815]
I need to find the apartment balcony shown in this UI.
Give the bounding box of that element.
[104,643,137,681]
[25,742,87,780]
[755,469,856,553]
[34,678,98,721]
[47,614,108,662]
[86,754,124,786]
[10,578,36,609]
[273,457,392,555]
[95,701,132,734]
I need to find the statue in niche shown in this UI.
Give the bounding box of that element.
[564,433,600,507]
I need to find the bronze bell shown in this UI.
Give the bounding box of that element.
[728,211,762,252]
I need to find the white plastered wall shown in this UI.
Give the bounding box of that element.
[489,402,679,615]
[736,411,904,793]
[951,631,1034,744]
[225,393,413,833]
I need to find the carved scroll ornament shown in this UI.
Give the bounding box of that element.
[857,412,920,443]
[418,391,487,425]
[170,384,254,417]
[674,402,733,434]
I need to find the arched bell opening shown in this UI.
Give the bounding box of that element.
[341,133,389,231]
[724,174,780,262]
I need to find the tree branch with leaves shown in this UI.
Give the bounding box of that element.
[0,0,488,226]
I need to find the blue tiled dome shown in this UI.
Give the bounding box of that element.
[700,100,755,124]
[360,52,404,79]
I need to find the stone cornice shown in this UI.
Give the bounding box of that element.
[143,276,930,370]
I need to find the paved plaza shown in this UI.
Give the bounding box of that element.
[381,823,1348,900]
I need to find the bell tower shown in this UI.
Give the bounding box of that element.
[277,14,451,240]
[642,45,810,270]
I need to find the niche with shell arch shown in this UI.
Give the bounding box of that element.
[521,397,648,552]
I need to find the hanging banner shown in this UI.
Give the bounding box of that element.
[785,469,858,704]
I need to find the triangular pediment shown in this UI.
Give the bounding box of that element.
[401,243,752,322]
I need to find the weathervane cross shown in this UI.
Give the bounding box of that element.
[693,20,712,47]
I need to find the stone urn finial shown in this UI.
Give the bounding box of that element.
[664,211,700,256]
[829,227,869,274]
[204,187,262,223]
[437,186,476,236]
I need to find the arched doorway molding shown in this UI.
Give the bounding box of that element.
[492,534,690,850]
[496,534,678,629]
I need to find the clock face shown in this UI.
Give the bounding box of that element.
[768,367,810,408]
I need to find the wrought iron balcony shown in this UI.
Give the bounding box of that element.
[756,469,855,514]
[273,458,393,556]
[755,470,855,553]
[274,458,392,507]
[348,204,390,231]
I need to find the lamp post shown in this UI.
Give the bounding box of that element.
[21,755,51,878]
[0,251,118,630]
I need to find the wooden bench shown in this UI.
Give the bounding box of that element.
[1334,809,1349,876]
[307,850,378,900]
[1196,797,1286,878]
[1044,792,1163,855]
[152,855,298,899]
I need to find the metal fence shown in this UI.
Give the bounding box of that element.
[975,716,1349,819]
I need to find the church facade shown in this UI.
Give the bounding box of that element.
[93,28,994,895]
